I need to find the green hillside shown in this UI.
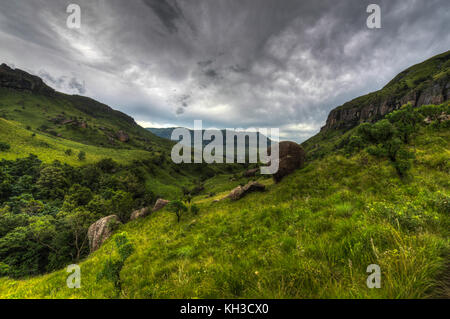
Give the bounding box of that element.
[0,55,449,299]
[0,102,448,298]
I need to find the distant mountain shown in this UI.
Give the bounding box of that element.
[147,127,273,148]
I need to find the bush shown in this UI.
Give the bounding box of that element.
[78,151,86,161]
[0,142,10,152]
[97,232,135,294]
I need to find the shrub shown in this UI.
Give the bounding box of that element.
[78,151,86,161]
[0,142,10,152]
[97,232,134,294]
[167,200,188,223]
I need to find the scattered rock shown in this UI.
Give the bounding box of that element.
[130,207,150,221]
[242,168,259,177]
[268,141,306,183]
[438,112,450,122]
[116,130,130,142]
[227,181,265,201]
[152,198,169,212]
[87,215,121,252]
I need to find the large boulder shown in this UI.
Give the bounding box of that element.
[88,215,121,252]
[268,141,306,183]
[152,198,169,212]
[228,181,265,201]
[130,207,150,221]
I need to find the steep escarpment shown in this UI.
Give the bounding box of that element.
[321,50,450,131]
[0,63,54,95]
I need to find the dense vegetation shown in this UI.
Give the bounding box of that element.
[0,103,448,298]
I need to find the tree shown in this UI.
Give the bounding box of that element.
[36,165,68,199]
[110,190,134,222]
[65,149,73,156]
[78,151,86,161]
[168,200,188,223]
[0,142,10,151]
[97,232,134,294]
[60,207,95,261]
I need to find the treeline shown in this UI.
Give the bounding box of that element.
[0,156,155,278]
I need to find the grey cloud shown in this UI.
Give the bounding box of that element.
[142,0,184,33]
[38,70,86,95]
[0,0,449,142]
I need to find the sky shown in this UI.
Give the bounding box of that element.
[0,0,449,142]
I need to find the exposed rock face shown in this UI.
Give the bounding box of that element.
[320,51,450,132]
[116,130,130,142]
[321,75,449,132]
[130,207,150,221]
[269,141,306,183]
[0,63,54,95]
[152,199,169,212]
[227,181,265,201]
[242,168,259,177]
[88,215,121,252]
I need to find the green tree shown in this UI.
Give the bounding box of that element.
[97,232,134,294]
[110,190,134,222]
[168,200,188,223]
[78,151,86,161]
[36,165,68,199]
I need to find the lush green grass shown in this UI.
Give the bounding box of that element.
[1,125,448,299]
[0,87,170,151]
[0,117,153,166]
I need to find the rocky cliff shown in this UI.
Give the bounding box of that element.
[321,50,450,131]
[0,63,55,95]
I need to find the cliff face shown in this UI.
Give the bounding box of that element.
[321,51,450,131]
[0,63,55,95]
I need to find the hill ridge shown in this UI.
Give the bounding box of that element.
[321,50,450,131]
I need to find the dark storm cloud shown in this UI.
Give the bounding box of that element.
[0,0,449,141]
[142,0,184,33]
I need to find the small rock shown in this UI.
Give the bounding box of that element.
[153,198,169,212]
[130,207,150,221]
[116,130,130,142]
[227,181,265,201]
[242,168,259,177]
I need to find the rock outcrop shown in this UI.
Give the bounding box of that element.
[269,141,306,183]
[321,51,450,131]
[242,168,259,177]
[87,215,121,252]
[130,207,150,221]
[227,181,265,201]
[0,63,54,95]
[152,199,169,212]
[116,130,130,142]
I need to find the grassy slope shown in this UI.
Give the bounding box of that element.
[0,87,170,151]
[0,117,153,166]
[1,126,448,299]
